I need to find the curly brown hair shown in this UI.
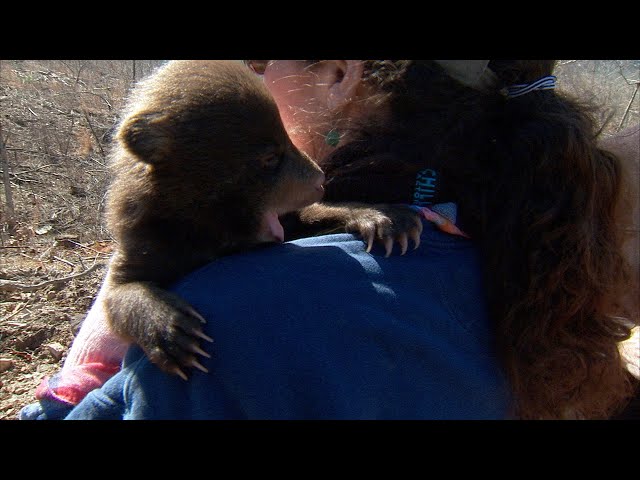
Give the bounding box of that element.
[321,60,637,419]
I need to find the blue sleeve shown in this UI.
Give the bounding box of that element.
[19,399,75,420]
[65,364,128,420]
[66,345,243,420]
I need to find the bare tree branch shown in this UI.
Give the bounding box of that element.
[82,109,106,159]
[1,116,17,233]
[0,261,106,293]
[617,61,640,86]
[617,83,640,132]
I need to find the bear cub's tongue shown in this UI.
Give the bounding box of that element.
[258,210,285,243]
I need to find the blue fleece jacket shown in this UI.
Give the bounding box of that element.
[65,222,512,419]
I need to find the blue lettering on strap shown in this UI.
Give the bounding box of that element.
[413,169,437,206]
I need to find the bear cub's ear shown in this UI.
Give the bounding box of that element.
[118,112,172,163]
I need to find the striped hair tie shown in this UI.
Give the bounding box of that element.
[502,75,557,98]
[409,204,470,239]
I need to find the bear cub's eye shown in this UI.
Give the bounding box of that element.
[259,152,281,169]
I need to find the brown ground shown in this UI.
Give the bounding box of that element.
[0,240,110,419]
[1,60,638,420]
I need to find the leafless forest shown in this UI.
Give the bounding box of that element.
[0,59,638,419]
